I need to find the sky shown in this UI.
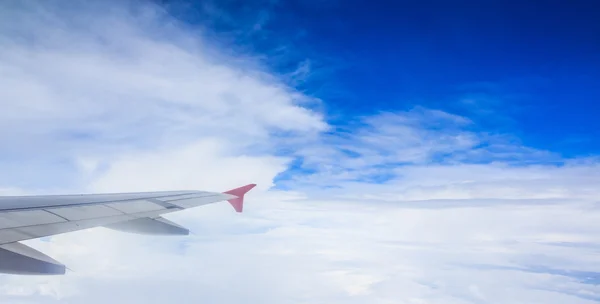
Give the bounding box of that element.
[0,0,599,303]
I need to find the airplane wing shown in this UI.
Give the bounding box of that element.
[0,183,256,275]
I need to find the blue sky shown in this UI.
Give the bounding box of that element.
[168,0,600,157]
[2,0,599,190]
[153,0,600,191]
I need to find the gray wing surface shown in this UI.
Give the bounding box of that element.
[0,184,256,275]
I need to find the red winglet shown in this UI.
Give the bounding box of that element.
[223,184,257,213]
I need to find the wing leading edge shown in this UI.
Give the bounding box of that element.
[0,183,256,275]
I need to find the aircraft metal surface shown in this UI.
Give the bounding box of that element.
[0,183,257,275]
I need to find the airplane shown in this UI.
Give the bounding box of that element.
[0,183,256,275]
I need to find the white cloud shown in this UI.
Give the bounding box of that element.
[87,139,289,192]
[282,106,563,192]
[0,1,599,304]
[5,194,600,303]
[0,0,325,191]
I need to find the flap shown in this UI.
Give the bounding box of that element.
[104,216,189,236]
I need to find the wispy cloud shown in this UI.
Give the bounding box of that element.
[278,106,562,192]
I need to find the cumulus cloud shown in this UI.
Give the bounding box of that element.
[1,1,599,304]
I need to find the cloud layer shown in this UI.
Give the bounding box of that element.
[1,1,599,304]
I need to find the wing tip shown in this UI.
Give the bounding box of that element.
[223,184,257,213]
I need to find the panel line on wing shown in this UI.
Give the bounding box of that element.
[147,198,183,210]
[0,192,221,212]
[160,193,222,203]
[0,209,172,245]
[42,210,70,222]
[101,204,128,215]
[11,228,41,239]
[2,210,183,245]
[0,210,66,229]
[0,192,235,245]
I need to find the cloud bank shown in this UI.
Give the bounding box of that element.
[0,1,599,303]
